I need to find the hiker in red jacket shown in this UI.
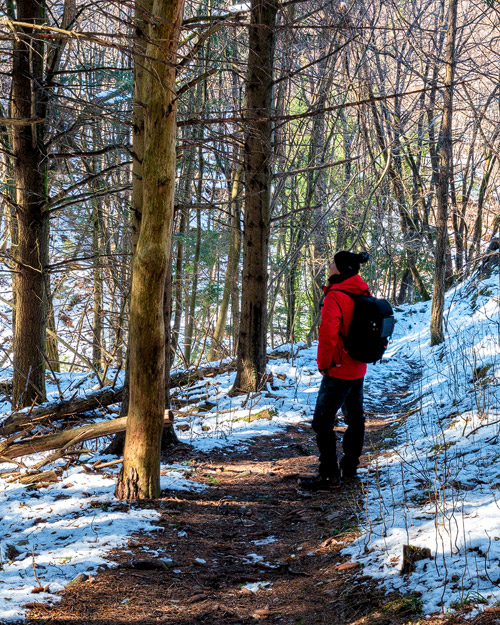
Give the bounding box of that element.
[299,250,370,491]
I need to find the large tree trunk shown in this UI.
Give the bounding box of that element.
[106,0,152,456]
[233,0,277,392]
[11,0,76,406]
[430,0,457,346]
[11,0,48,408]
[116,0,184,500]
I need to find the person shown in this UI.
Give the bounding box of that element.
[299,250,370,491]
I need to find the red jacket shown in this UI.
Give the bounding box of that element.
[317,274,369,379]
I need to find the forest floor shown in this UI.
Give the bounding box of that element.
[24,375,499,625]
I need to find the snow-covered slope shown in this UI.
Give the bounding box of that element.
[345,269,500,613]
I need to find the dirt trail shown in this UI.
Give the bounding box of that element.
[26,370,488,625]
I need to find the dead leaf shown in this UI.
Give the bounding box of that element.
[318,537,340,550]
[335,561,359,571]
[186,593,207,604]
[253,605,272,618]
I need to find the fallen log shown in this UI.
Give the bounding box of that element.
[1,387,123,437]
[18,469,61,485]
[0,411,174,461]
[1,360,235,438]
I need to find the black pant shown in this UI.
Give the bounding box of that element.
[311,376,365,478]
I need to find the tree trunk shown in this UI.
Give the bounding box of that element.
[469,154,496,268]
[185,209,201,364]
[233,0,277,392]
[171,205,187,356]
[46,297,60,372]
[430,0,457,346]
[208,164,242,361]
[11,0,48,408]
[116,0,184,500]
[106,0,152,456]
[92,198,104,370]
[162,258,178,450]
[3,387,124,436]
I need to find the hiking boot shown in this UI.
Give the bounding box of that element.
[297,475,341,491]
[341,468,358,481]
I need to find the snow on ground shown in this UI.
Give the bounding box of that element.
[0,343,323,621]
[0,269,498,620]
[344,270,500,614]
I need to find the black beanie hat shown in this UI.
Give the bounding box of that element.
[334,250,369,277]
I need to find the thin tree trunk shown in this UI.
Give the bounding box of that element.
[116,0,184,500]
[208,164,242,361]
[469,154,496,266]
[185,209,201,365]
[233,0,277,392]
[92,199,104,370]
[336,95,351,251]
[430,0,457,346]
[171,206,187,356]
[46,299,60,372]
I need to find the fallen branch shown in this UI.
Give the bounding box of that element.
[0,411,174,461]
[19,469,61,485]
[1,361,241,438]
[93,457,123,470]
[1,387,123,437]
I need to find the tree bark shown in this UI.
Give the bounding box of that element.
[185,209,201,364]
[105,0,152,456]
[430,0,457,346]
[116,0,184,500]
[11,0,76,406]
[11,0,48,407]
[233,0,277,392]
[92,197,104,370]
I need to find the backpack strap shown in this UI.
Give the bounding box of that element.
[324,288,366,343]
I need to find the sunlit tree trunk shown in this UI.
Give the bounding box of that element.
[116,0,184,500]
[430,0,457,345]
[106,0,152,457]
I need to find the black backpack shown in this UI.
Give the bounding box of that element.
[323,287,395,363]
